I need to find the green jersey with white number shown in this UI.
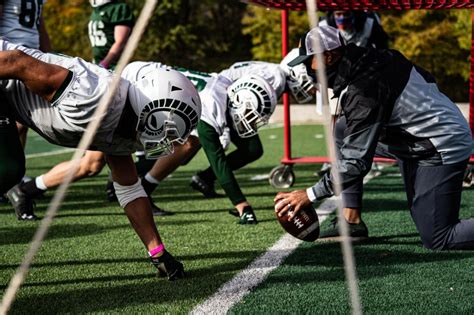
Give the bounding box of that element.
[0,0,46,49]
[88,1,134,68]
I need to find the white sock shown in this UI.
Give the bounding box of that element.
[35,175,48,191]
[144,173,160,185]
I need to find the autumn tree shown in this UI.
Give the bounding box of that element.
[43,0,91,60]
[242,6,472,101]
[43,0,251,71]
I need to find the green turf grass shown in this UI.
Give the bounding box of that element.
[230,167,474,314]
[1,125,473,314]
[0,125,325,313]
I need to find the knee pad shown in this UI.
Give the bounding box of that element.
[113,179,148,208]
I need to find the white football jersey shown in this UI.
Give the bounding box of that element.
[0,39,140,155]
[0,0,46,49]
[219,61,286,98]
[121,61,232,136]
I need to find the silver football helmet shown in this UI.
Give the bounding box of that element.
[89,0,112,7]
[280,48,316,104]
[227,75,277,138]
[128,68,202,159]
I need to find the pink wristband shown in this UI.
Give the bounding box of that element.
[148,244,165,257]
[99,60,109,69]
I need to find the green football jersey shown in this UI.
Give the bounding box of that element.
[88,2,134,69]
[173,67,212,92]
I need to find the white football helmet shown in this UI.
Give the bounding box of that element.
[89,0,112,7]
[280,48,316,104]
[128,68,202,159]
[227,75,277,138]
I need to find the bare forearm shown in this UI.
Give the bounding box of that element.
[0,50,69,101]
[0,50,24,80]
[101,26,131,66]
[101,42,125,66]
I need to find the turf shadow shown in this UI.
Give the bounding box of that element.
[0,224,109,246]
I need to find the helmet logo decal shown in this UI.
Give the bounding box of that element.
[145,111,165,136]
[139,99,198,138]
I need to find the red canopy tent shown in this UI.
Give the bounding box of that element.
[243,0,474,188]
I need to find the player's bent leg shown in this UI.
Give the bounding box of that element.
[16,122,28,149]
[226,130,263,170]
[147,135,201,183]
[0,113,25,195]
[106,154,185,279]
[42,150,106,188]
[411,160,474,250]
[179,135,201,166]
[197,131,263,201]
[77,150,106,178]
[0,105,36,220]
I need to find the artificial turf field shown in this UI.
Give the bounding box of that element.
[1,124,473,314]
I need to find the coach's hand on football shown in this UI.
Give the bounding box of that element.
[274,190,311,221]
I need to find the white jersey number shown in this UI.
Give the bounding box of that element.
[19,0,43,29]
[88,20,107,47]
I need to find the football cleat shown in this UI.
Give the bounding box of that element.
[463,166,473,188]
[149,197,175,216]
[238,206,258,225]
[190,174,223,198]
[150,250,185,281]
[105,178,117,202]
[228,209,240,217]
[6,184,38,221]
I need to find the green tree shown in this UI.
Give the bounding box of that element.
[128,0,252,71]
[44,0,252,72]
[242,5,309,62]
[43,0,92,60]
[383,10,471,101]
[242,7,472,101]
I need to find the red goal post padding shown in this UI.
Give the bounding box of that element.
[243,0,474,10]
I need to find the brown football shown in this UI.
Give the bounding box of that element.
[276,203,320,242]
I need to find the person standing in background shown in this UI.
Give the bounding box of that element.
[0,0,51,207]
[88,0,134,70]
[0,0,51,149]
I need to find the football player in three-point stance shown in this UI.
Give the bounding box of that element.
[0,39,202,279]
[188,55,315,224]
[6,0,140,220]
[128,55,315,224]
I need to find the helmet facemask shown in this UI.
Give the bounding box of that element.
[287,65,315,104]
[139,110,187,159]
[227,75,277,138]
[280,48,316,104]
[129,68,201,160]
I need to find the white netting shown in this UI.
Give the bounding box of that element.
[305,1,362,314]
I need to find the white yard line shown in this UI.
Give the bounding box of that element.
[190,169,382,315]
[190,204,333,315]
